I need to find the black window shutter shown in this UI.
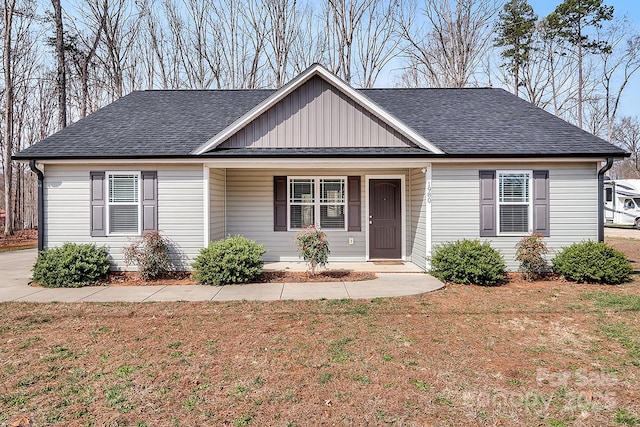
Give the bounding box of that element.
[274,176,287,231]
[90,171,106,237]
[141,171,158,233]
[532,170,550,237]
[348,176,361,232]
[479,170,496,237]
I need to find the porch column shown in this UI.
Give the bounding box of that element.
[424,163,432,270]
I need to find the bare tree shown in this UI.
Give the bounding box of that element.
[264,0,301,88]
[398,0,500,88]
[355,0,401,87]
[611,116,640,177]
[208,0,268,88]
[1,0,40,232]
[66,0,107,118]
[139,0,170,88]
[323,0,402,86]
[289,6,326,75]
[545,0,614,129]
[519,20,583,119]
[96,0,143,99]
[323,0,372,84]
[184,0,220,89]
[597,20,640,141]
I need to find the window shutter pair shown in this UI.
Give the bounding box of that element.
[273,176,361,231]
[90,171,157,236]
[478,170,549,237]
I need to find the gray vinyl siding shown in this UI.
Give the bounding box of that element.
[225,168,412,262]
[220,76,416,149]
[209,168,226,241]
[44,164,204,270]
[410,168,427,270]
[431,162,598,270]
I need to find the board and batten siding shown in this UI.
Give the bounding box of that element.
[409,168,427,270]
[219,76,416,149]
[209,168,226,241]
[430,162,599,270]
[44,164,204,270]
[224,168,414,262]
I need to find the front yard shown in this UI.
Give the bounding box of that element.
[0,236,639,426]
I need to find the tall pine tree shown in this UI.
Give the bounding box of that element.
[546,0,614,129]
[494,0,538,96]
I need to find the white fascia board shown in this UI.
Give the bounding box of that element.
[34,156,613,166]
[190,63,446,156]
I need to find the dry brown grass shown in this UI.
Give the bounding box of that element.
[0,238,639,426]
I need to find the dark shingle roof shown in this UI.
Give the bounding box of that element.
[15,87,626,160]
[362,88,623,156]
[15,90,274,159]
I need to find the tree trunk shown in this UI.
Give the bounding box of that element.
[577,36,583,129]
[52,0,67,128]
[3,0,15,236]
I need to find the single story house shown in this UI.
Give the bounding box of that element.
[14,64,627,271]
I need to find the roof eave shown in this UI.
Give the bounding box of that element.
[14,151,628,162]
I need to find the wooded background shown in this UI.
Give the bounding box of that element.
[1,0,639,235]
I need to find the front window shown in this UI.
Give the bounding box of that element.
[107,173,140,234]
[290,179,315,228]
[289,177,346,230]
[498,171,531,234]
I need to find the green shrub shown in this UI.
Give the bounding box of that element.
[295,226,330,276]
[123,231,173,280]
[192,235,266,285]
[32,243,110,288]
[430,239,506,286]
[552,241,633,284]
[515,233,549,281]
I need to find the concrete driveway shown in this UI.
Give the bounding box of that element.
[0,248,36,286]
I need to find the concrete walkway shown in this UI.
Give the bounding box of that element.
[0,249,444,302]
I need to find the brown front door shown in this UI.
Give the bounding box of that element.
[369,179,402,259]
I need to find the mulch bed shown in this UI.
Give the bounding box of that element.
[96,270,378,286]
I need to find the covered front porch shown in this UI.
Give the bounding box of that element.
[203,161,433,271]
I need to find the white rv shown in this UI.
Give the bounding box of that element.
[604,179,640,228]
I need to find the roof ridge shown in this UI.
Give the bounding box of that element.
[140,88,276,93]
[360,87,495,90]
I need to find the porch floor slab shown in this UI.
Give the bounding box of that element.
[263,261,424,273]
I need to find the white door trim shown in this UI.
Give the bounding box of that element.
[365,174,406,261]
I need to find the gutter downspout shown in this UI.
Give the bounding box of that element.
[597,157,613,242]
[28,160,44,251]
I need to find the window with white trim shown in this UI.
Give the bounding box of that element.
[107,172,140,234]
[497,171,531,234]
[288,178,346,230]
